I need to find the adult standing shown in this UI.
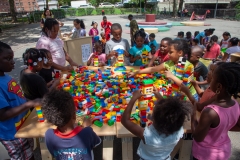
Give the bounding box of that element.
[40,8,64,29]
[195,28,215,46]
[128,14,139,47]
[101,16,112,41]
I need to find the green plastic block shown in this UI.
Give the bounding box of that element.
[94,120,103,127]
[142,79,154,85]
[108,119,114,126]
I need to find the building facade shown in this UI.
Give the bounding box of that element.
[0,0,40,13]
[0,0,10,13]
[37,0,58,11]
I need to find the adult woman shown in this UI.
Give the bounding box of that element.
[40,8,64,29]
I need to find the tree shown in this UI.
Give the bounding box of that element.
[172,0,177,17]
[58,0,72,6]
[178,0,184,13]
[9,0,17,22]
[46,0,49,9]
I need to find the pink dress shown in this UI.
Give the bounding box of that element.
[88,53,106,66]
[88,28,99,43]
[192,101,240,160]
[203,43,220,59]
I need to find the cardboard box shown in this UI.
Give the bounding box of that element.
[231,53,240,62]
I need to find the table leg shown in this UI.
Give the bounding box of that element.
[39,138,53,160]
[102,136,114,160]
[178,140,192,160]
[170,138,183,159]
[122,137,133,160]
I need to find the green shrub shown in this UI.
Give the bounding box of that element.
[77,8,86,16]
[65,8,77,16]
[86,8,94,15]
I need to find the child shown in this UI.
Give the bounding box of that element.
[219,31,231,51]
[100,32,106,53]
[42,89,101,159]
[129,39,198,100]
[87,41,106,67]
[140,28,149,45]
[174,31,184,40]
[0,41,41,159]
[64,19,86,38]
[128,14,139,47]
[148,33,157,49]
[36,18,77,71]
[148,37,172,67]
[188,46,208,83]
[194,31,199,39]
[203,35,220,60]
[185,31,192,46]
[195,28,215,45]
[121,90,191,159]
[191,62,240,159]
[129,30,151,66]
[150,43,156,56]
[105,23,130,66]
[222,37,240,62]
[89,21,99,49]
[101,16,112,41]
[38,49,56,87]
[192,39,205,50]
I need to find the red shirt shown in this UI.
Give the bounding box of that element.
[154,49,169,63]
[203,43,220,59]
[101,21,112,34]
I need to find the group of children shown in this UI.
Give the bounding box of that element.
[1,15,240,160]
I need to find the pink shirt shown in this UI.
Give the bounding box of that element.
[192,101,240,160]
[88,53,106,66]
[203,43,220,59]
[36,36,66,66]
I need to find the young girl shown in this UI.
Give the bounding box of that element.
[148,37,172,67]
[129,39,198,100]
[219,32,231,51]
[191,62,240,160]
[64,19,86,38]
[100,32,106,53]
[89,21,99,50]
[129,30,151,66]
[203,35,220,60]
[87,41,106,67]
[195,28,215,45]
[222,37,240,62]
[121,90,191,159]
[101,16,112,41]
[36,18,78,71]
[38,49,56,87]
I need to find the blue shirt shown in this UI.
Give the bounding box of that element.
[137,125,183,160]
[195,32,206,43]
[149,40,158,49]
[0,74,29,140]
[45,126,101,160]
[129,45,151,66]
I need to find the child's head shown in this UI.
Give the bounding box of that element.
[73,19,85,30]
[204,28,215,36]
[189,46,203,64]
[210,62,240,99]
[43,9,52,18]
[192,39,199,46]
[150,44,156,55]
[206,35,218,52]
[0,41,14,74]
[91,21,98,29]
[42,18,59,39]
[111,23,122,41]
[228,37,239,47]
[128,14,133,21]
[134,30,146,48]
[169,39,190,63]
[42,89,76,128]
[100,32,106,39]
[160,37,172,55]
[149,33,155,42]
[23,48,45,72]
[222,31,231,40]
[177,31,184,38]
[206,62,223,83]
[103,16,107,22]
[194,31,199,37]
[39,49,52,67]
[152,97,191,136]
[94,41,103,54]
[186,31,192,39]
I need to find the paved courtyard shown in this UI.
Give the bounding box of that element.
[0,15,240,160]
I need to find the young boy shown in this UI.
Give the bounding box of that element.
[101,16,112,41]
[148,33,158,50]
[42,89,101,159]
[105,23,130,66]
[189,46,208,83]
[174,31,184,40]
[0,41,41,159]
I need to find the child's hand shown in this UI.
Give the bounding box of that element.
[98,62,105,67]
[26,98,42,109]
[124,50,129,57]
[132,90,143,100]
[191,80,197,86]
[82,116,92,127]
[153,86,163,100]
[180,83,190,95]
[63,65,74,71]
[164,70,174,79]
[128,71,136,78]
[110,50,118,57]
[52,79,60,88]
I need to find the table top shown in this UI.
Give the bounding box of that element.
[15,108,116,138]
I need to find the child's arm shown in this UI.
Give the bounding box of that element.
[191,80,204,96]
[49,79,60,91]
[195,80,208,86]
[222,53,229,62]
[129,63,165,77]
[148,56,157,67]
[87,54,94,66]
[63,48,78,67]
[52,62,73,71]
[129,55,141,64]
[164,70,183,87]
[121,90,145,141]
[0,99,41,121]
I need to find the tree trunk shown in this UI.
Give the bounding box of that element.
[178,0,184,12]
[9,0,17,22]
[173,0,177,17]
[46,0,49,9]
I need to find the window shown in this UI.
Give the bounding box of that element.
[32,2,35,5]
[20,2,23,6]
[15,2,19,6]
[28,2,30,5]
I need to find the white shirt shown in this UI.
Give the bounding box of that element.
[72,28,86,39]
[226,46,240,62]
[221,38,230,49]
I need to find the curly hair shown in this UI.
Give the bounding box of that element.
[214,62,240,99]
[152,97,192,136]
[134,29,146,41]
[170,39,191,59]
[42,89,75,127]
[23,48,45,66]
